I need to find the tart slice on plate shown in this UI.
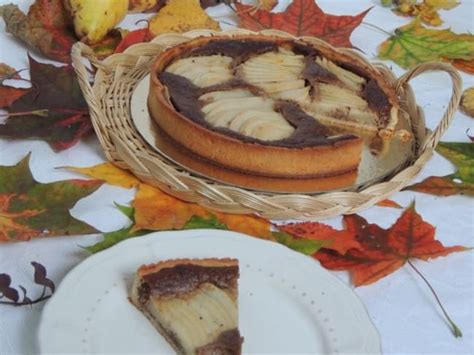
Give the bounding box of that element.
[131,258,243,355]
[148,35,408,181]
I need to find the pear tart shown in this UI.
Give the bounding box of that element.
[148,35,400,178]
[131,258,243,355]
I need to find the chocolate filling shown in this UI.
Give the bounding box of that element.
[196,329,243,355]
[301,55,339,86]
[362,79,391,117]
[184,38,279,66]
[139,264,239,300]
[159,72,355,147]
[276,102,357,145]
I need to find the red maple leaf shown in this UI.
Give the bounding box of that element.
[315,204,468,287]
[115,28,153,54]
[234,0,372,47]
[279,222,361,254]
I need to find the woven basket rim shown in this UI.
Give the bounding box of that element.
[71,29,462,220]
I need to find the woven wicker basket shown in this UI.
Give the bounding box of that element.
[71,29,462,220]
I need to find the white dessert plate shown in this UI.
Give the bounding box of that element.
[38,230,381,354]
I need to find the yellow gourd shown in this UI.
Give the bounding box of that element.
[65,0,129,44]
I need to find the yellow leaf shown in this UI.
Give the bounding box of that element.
[214,212,274,240]
[460,87,474,118]
[393,0,459,26]
[148,0,220,37]
[425,0,460,10]
[65,163,140,189]
[132,184,210,231]
[257,0,278,11]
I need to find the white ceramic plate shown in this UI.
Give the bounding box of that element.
[38,230,381,354]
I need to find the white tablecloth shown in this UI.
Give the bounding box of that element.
[1,1,473,354]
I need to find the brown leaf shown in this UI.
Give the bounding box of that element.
[404,176,474,196]
[0,56,93,150]
[31,261,55,293]
[0,1,77,63]
[0,274,19,302]
[467,129,474,142]
[234,0,372,47]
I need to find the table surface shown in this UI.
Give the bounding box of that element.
[0,1,473,354]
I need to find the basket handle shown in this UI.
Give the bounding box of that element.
[71,42,109,118]
[395,62,463,153]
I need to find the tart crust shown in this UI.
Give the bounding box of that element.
[148,34,399,178]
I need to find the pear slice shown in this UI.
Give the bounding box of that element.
[257,80,306,93]
[199,90,254,103]
[315,57,366,92]
[202,97,273,116]
[274,87,311,103]
[318,83,368,109]
[166,55,233,87]
[240,115,294,141]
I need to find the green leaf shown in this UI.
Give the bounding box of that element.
[114,202,135,221]
[404,142,474,196]
[183,215,228,230]
[84,225,151,254]
[273,232,325,255]
[0,153,35,194]
[0,154,103,242]
[378,19,474,69]
[436,142,474,183]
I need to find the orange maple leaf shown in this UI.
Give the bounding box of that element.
[375,199,403,209]
[279,222,361,254]
[450,58,474,75]
[314,203,468,287]
[234,0,372,47]
[0,86,29,108]
[0,194,43,241]
[132,184,273,239]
